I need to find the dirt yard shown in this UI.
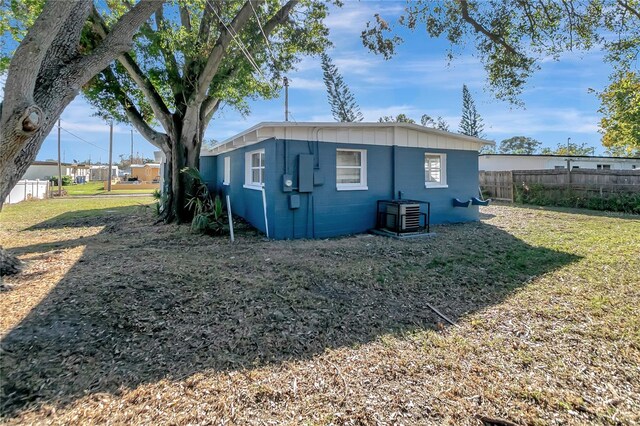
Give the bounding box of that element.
[1,198,639,425]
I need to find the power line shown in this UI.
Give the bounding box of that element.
[207,0,270,84]
[59,126,109,152]
[249,1,277,63]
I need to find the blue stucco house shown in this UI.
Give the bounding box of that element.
[200,122,493,239]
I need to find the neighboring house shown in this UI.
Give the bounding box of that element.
[131,163,161,182]
[201,122,492,240]
[90,165,119,181]
[21,161,67,180]
[67,163,91,182]
[479,154,640,171]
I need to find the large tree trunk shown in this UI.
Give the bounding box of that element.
[0,0,161,210]
[158,123,203,223]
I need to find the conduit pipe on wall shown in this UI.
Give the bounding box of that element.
[261,187,269,238]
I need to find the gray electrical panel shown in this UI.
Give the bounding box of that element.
[298,154,314,192]
[289,194,300,209]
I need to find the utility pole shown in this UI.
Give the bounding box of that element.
[130,129,134,166]
[107,121,113,191]
[566,137,572,189]
[283,76,289,122]
[57,119,62,196]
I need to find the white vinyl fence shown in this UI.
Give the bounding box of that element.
[5,179,51,205]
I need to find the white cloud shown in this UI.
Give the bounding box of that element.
[289,77,325,91]
[360,104,422,121]
[325,3,404,36]
[484,107,600,135]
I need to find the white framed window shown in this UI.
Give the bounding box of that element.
[336,149,367,191]
[243,149,265,190]
[223,156,231,185]
[425,153,447,188]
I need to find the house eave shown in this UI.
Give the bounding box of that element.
[201,122,495,156]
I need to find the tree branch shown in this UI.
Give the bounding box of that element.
[154,6,183,99]
[125,106,171,151]
[261,0,299,35]
[201,96,221,123]
[1,0,78,112]
[118,52,174,129]
[197,0,299,116]
[193,0,260,104]
[72,0,163,87]
[456,0,521,57]
[179,3,192,31]
[197,0,216,43]
[88,4,174,134]
[38,2,92,83]
[100,66,170,151]
[618,0,640,20]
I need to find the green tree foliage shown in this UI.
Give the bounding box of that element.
[458,84,484,138]
[320,53,363,122]
[541,141,595,155]
[378,114,452,132]
[499,136,541,154]
[379,114,415,123]
[361,1,640,105]
[420,114,449,131]
[597,71,640,156]
[80,0,330,222]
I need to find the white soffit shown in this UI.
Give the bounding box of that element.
[201,122,494,156]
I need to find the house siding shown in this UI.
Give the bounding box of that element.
[202,138,480,239]
[479,154,640,171]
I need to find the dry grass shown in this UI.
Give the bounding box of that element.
[1,199,639,425]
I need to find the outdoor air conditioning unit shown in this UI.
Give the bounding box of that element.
[386,203,421,232]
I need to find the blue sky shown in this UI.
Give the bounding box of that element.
[2,1,613,162]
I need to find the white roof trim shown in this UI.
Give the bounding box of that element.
[201,122,495,156]
[131,163,161,168]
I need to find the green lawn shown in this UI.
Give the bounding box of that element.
[1,200,638,425]
[0,197,155,235]
[51,181,157,195]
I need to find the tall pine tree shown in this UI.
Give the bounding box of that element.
[459,84,485,138]
[321,53,363,122]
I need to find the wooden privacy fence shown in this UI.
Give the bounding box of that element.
[479,171,514,201]
[480,169,640,202]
